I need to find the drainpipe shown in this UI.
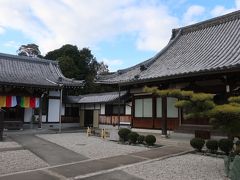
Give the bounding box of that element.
[118,84,121,129]
[59,85,63,133]
[38,97,42,129]
[38,91,47,129]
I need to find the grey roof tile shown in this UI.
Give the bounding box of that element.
[97,10,240,84]
[63,91,128,104]
[0,53,83,88]
[79,91,127,103]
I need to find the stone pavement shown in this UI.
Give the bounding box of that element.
[81,170,143,180]
[0,145,191,180]
[10,135,88,165]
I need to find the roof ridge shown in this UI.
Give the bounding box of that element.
[0,52,58,64]
[81,91,127,97]
[179,10,240,34]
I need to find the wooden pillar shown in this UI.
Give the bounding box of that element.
[0,109,4,141]
[38,97,42,129]
[152,96,156,129]
[162,97,167,135]
[131,95,135,128]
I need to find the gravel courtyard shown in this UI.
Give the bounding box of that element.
[38,133,148,159]
[0,140,21,149]
[123,154,227,180]
[0,150,48,175]
[0,138,48,175]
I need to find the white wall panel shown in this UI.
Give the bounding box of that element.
[24,108,33,122]
[48,99,60,122]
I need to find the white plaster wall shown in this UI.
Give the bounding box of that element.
[42,115,47,122]
[24,108,33,122]
[48,99,60,122]
[49,90,60,96]
[100,104,105,114]
[125,102,132,115]
[34,115,47,122]
[61,103,65,115]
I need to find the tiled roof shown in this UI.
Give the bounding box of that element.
[97,10,240,84]
[0,53,83,88]
[63,91,128,104]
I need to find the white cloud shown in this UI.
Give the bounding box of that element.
[236,0,240,9]
[211,5,235,16]
[0,0,179,54]
[102,58,123,71]
[211,0,240,17]
[183,5,205,25]
[122,3,179,51]
[3,40,20,48]
[0,26,4,34]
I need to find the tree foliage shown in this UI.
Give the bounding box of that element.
[209,97,240,138]
[17,43,41,57]
[144,86,240,138]
[144,86,215,119]
[44,44,110,93]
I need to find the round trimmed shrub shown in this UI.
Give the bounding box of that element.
[190,138,205,152]
[128,132,139,144]
[218,139,233,155]
[118,128,131,142]
[206,140,218,153]
[137,135,145,144]
[235,140,240,154]
[145,135,156,146]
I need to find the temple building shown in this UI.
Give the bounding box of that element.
[96,10,240,135]
[63,91,131,129]
[0,53,83,129]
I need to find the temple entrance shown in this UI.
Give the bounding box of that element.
[2,106,24,130]
[84,110,93,127]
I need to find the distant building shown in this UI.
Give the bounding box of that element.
[63,91,131,129]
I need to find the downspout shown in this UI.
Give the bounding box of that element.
[38,91,47,129]
[118,84,121,129]
[59,85,63,133]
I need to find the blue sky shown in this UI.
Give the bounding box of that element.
[0,0,239,71]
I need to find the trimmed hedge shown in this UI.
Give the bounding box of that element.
[218,139,233,155]
[145,135,156,146]
[206,140,218,153]
[118,128,131,142]
[137,135,145,144]
[235,140,240,154]
[128,132,139,144]
[190,138,205,152]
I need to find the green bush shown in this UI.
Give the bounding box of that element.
[145,135,156,146]
[218,139,233,155]
[235,140,240,154]
[128,132,139,144]
[229,155,240,179]
[209,104,240,138]
[137,135,145,144]
[206,140,218,153]
[118,128,131,142]
[190,138,205,151]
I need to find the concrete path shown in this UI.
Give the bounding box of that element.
[0,145,191,180]
[10,135,88,166]
[81,170,143,180]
